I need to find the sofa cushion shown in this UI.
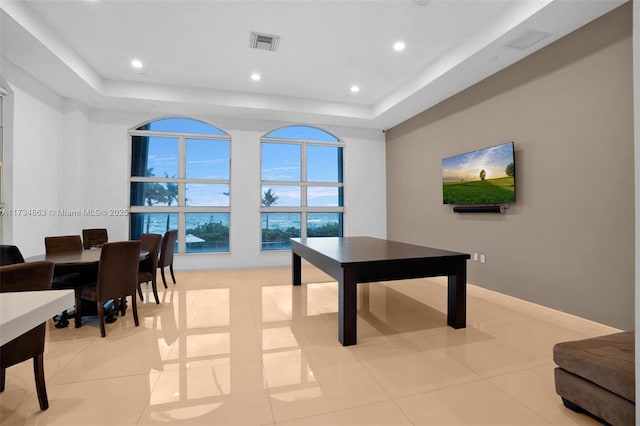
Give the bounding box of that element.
[553,331,635,402]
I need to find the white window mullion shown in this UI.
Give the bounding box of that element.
[177,136,185,252]
[178,212,186,253]
[178,135,186,180]
[301,144,307,242]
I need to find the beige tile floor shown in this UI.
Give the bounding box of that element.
[0,265,621,425]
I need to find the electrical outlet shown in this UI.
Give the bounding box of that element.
[473,253,478,261]
[480,254,486,264]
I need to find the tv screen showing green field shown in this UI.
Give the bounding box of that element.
[442,142,515,205]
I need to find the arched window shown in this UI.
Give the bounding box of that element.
[260,125,344,250]
[129,117,231,253]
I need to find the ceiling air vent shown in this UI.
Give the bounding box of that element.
[249,32,280,51]
[506,29,550,50]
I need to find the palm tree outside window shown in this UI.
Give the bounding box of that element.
[129,118,231,253]
[260,125,344,251]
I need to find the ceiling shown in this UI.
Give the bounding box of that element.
[0,0,627,130]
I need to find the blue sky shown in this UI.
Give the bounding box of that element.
[137,119,342,207]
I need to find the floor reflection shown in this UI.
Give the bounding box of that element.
[0,266,617,426]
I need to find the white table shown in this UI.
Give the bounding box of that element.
[0,290,74,345]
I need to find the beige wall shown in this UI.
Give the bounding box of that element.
[386,2,634,329]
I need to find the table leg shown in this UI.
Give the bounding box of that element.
[338,267,357,346]
[292,252,302,286]
[447,260,467,328]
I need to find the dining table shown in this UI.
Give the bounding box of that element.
[25,247,149,327]
[25,247,149,265]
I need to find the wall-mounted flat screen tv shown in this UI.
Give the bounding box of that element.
[442,141,515,205]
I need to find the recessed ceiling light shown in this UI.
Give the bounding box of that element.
[251,72,261,81]
[131,59,143,69]
[393,41,406,52]
[350,85,360,93]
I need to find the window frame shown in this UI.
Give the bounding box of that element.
[260,128,345,251]
[129,119,231,254]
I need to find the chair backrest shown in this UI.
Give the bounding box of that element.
[96,241,141,301]
[0,260,54,293]
[0,245,25,266]
[82,228,108,249]
[158,230,178,267]
[139,233,162,274]
[0,261,54,368]
[45,235,83,254]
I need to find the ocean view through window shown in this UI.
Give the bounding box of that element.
[260,126,344,250]
[129,118,231,253]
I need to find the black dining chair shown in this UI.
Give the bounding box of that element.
[82,228,108,249]
[45,235,90,328]
[0,260,55,410]
[137,233,162,304]
[74,241,141,337]
[44,235,83,254]
[44,235,99,282]
[157,230,178,288]
[0,244,25,266]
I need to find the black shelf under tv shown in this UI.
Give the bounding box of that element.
[452,205,505,213]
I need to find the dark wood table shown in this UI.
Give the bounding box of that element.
[291,236,470,346]
[25,248,149,327]
[26,248,149,265]
[27,248,103,265]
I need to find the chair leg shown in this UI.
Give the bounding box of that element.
[137,284,144,302]
[98,302,106,337]
[160,268,168,288]
[0,367,5,392]
[131,294,140,327]
[151,277,160,304]
[33,354,49,410]
[74,297,82,328]
[169,264,176,284]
